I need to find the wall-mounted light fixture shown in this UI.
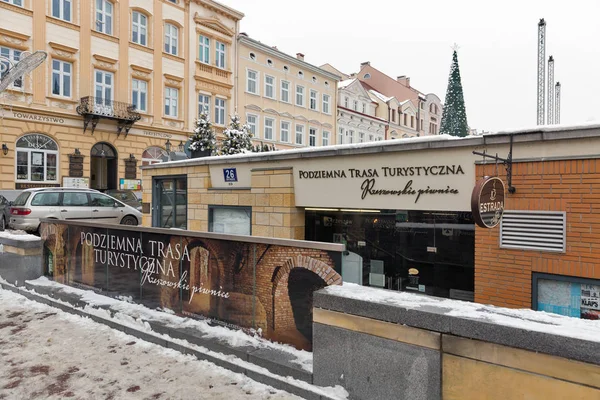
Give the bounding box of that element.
[129,153,136,160]
[2,144,8,156]
[178,141,184,152]
[165,139,171,152]
[74,148,81,155]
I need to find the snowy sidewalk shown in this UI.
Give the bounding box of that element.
[0,279,348,400]
[0,288,302,400]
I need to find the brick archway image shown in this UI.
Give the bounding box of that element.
[270,255,342,350]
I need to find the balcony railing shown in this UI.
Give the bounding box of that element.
[76,96,141,137]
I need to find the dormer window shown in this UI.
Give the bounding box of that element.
[267,59,273,66]
[283,65,289,72]
[298,71,304,78]
[363,73,371,79]
[249,52,256,60]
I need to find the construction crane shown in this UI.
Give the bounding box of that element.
[537,19,546,125]
[555,82,561,124]
[547,56,554,125]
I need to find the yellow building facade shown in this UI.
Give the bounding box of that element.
[0,0,242,196]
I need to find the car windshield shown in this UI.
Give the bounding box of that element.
[12,192,31,206]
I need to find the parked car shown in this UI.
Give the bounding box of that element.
[105,189,142,211]
[9,187,142,233]
[0,194,11,231]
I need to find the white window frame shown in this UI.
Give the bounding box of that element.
[1,47,22,89]
[215,97,226,125]
[215,41,225,69]
[51,59,72,98]
[344,97,348,108]
[132,11,147,46]
[264,117,275,141]
[309,89,318,111]
[322,94,330,114]
[246,113,258,138]
[94,69,114,103]
[95,0,113,35]
[359,132,365,143]
[309,127,317,147]
[264,75,275,99]
[322,131,330,146]
[362,103,366,113]
[2,0,23,6]
[295,124,305,145]
[164,87,178,118]
[198,93,210,116]
[347,129,354,144]
[132,78,147,113]
[52,0,72,22]
[280,121,290,143]
[198,35,210,64]
[15,134,59,184]
[369,134,374,142]
[164,23,178,56]
[353,100,358,111]
[280,80,290,103]
[246,69,258,95]
[338,127,344,144]
[295,85,305,107]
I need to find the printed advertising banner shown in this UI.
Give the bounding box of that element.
[41,221,343,350]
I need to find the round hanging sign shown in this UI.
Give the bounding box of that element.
[471,176,505,228]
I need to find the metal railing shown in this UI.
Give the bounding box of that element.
[76,96,141,122]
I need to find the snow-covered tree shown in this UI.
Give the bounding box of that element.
[218,114,253,155]
[189,112,216,156]
[252,142,278,153]
[439,48,469,137]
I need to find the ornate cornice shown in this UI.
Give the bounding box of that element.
[49,42,78,54]
[129,42,153,54]
[131,64,153,74]
[0,1,32,16]
[162,52,185,63]
[187,1,244,21]
[46,16,80,31]
[93,54,118,65]
[193,14,234,37]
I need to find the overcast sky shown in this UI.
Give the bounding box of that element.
[224,0,600,132]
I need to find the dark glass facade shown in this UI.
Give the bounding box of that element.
[305,210,475,300]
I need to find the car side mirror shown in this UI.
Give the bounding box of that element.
[113,201,119,208]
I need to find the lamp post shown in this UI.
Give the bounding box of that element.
[1,144,8,156]
[165,139,171,153]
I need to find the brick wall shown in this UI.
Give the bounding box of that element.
[475,159,600,308]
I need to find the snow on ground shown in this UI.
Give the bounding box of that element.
[26,277,313,372]
[0,230,40,242]
[0,288,302,400]
[323,284,600,343]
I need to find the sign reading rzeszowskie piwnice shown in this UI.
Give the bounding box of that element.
[471,176,505,228]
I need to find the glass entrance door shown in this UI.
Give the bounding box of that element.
[152,176,187,229]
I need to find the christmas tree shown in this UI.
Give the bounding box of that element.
[439,48,469,137]
[189,112,216,156]
[219,114,253,155]
[252,142,278,153]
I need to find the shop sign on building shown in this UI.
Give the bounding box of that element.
[471,176,505,228]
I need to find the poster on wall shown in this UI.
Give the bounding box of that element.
[581,284,600,320]
[120,179,142,190]
[63,177,90,188]
[40,222,343,350]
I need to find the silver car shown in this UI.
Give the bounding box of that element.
[9,187,142,233]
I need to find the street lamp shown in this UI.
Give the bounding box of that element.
[165,139,171,153]
[178,141,184,152]
[1,144,8,156]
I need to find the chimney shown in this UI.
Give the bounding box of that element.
[272,46,278,50]
[296,53,304,61]
[360,61,370,68]
[350,73,356,78]
[397,75,410,87]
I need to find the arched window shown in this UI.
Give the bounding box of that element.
[142,146,167,165]
[164,23,179,55]
[363,73,371,79]
[16,134,59,183]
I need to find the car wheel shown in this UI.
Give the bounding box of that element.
[120,215,138,226]
[0,216,5,231]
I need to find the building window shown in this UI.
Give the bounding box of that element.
[51,59,71,98]
[198,35,209,64]
[94,69,113,102]
[95,0,113,35]
[164,87,178,117]
[264,117,274,140]
[312,76,317,83]
[249,52,256,60]
[16,134,59,183]
[209,206,251,235]
[267,59,273,66]
[322,94,330,114]
[404,114,408,126]
[296,85,304,107]
[215,97,225,125]
[283,65,289,72]
[131,79,147,113]
[132,11,147,46]
[344,97,348,108]
[1,47,22,89]
[369,134,374,142]
[280,121,290,143]
[338,127,344,144]
[295,124,304,145]
[322,131,330,146]
[166,0,177,3]
[353,100,358,111]
[246,114,258,137]
[280,80,290,103]
[359,132,365,143]
[362,103,366,113]
[391,109,396,122]
[2,0,23,5]
[264,75,275,99]
[142,146,167,166]
[215,41,225,69]
[347,130,354,144]
[309,127,317,147]
[246,69,258,94]
[420,119,424,131]
[52,0,71,22]
[309,90,318,111]
[298,71,303,78]
[198,94,210,116]
[363,73,371,79]
[153,176,187,229]
[164,23,178,55]
[411,115,415,128]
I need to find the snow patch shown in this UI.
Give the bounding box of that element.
[0,229,41,242]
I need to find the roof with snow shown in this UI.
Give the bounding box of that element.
[337,78,355,89]
[368,89,393,103]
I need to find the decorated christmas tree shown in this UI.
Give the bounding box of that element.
[218,114,253,155]
[189,112,216,156]
[439,48,469,137]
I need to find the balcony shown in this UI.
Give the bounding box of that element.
[76,96,141,137]
[194,61,232,88]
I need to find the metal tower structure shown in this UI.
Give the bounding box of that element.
[547,56,554,124]
[537,18,546,125]
[555,82,561,124]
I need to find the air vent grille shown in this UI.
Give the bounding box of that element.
[500,211,566,252]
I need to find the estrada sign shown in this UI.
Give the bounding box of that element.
[471,176,505,228]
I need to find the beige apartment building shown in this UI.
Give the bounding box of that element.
[0,0,242,196]
[236,34,339,149]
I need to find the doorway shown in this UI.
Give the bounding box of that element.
[90,142,117,191]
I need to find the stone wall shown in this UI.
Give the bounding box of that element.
[0,234,44,285]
